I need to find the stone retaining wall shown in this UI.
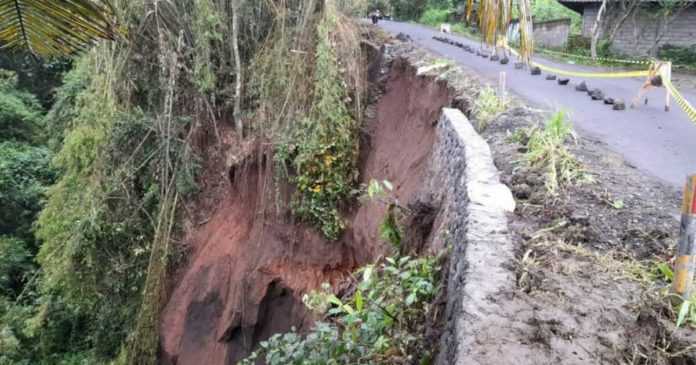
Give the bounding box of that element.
[386,45,517,364]
[430,108,516,365]
[581,4,696,56]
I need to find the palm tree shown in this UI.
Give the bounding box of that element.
[0,0,118,57]
[468,0,534,64]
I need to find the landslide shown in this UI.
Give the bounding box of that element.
[159,55,454,364]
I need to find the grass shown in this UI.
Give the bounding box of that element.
[473,85,509,131]
[521,111,588,194]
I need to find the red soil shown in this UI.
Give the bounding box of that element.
[159,59,452,364]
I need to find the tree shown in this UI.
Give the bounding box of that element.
[589,0,692,58]
[590,0,607,59]
[0,0,118,57]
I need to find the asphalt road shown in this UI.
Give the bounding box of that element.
[378,20,696,188]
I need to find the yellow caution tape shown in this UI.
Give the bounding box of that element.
[665,78,696,123]
[537,48,652,65]
[506,46,651,78]
[435,36,696,121]
[530,61,650,78]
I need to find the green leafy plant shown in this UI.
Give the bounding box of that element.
[654,261,674,282]
[676,297,696,328]
[240,255,442,365]
[0,70,43,143]
[364,179,405,249]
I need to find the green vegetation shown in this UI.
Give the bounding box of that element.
[659,44,696,70]
[529,0,581,34]
[645,263,696,329]
[1,1,370,363]
[0,70,58,364]
[240,255,443,365]
[275,8,361,241]
[473,85,508,131]
[516,111,587,194]
[419,7,451,26]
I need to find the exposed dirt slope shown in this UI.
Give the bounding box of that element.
[159,57,452,364]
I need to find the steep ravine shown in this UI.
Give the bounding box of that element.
[159,53,455,364]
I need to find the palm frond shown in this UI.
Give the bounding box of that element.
[0,0,118,57]
[475,0,534,63]
[517,0,534,64]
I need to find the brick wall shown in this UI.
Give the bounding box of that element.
[581,3,696,56]
[534,18,571,48]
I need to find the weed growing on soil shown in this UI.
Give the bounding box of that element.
[645,263,696,328]
[239,255,443,365]
[473,86,508,131]
[676,297,696,328]
[522,111,587,194]
[364,180,406,250]
[523,221,655,286]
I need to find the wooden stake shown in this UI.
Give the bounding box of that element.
[498,71,507,105]
[664,61,672,112]
[673,175,696,300]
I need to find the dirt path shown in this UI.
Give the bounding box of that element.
[378,20,696,188]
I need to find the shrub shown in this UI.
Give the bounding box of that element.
[240,255,443,365]
[0,236,32,298]
[0,70,43,144]
[659,44,696,68]
[0,142,54,247]
[419,7,451,26]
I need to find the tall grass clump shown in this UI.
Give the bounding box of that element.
[473,85,508,131]
[524,111,586,194]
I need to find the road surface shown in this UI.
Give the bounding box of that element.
[378,20,696,188]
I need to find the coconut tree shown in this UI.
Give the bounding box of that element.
[0,0,118,57]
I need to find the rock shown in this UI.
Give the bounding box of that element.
[613,99,626,111]
[514,62,524,69]
[490,55,500,62]
[558,78,570,85]
[526,173,544,186]
[530,66,542,75]
[476,50,481,56]
[545,75,557,80]
[396,33,412,42]
[513,184,532,199]
[590,88,604,100]
[529,190,546,205]
[604,97,615,105]
[482,54,489,58]
[467,48,475,53]
[575,81,588,92]
[500,57,510,65]
[455,42,464,47]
